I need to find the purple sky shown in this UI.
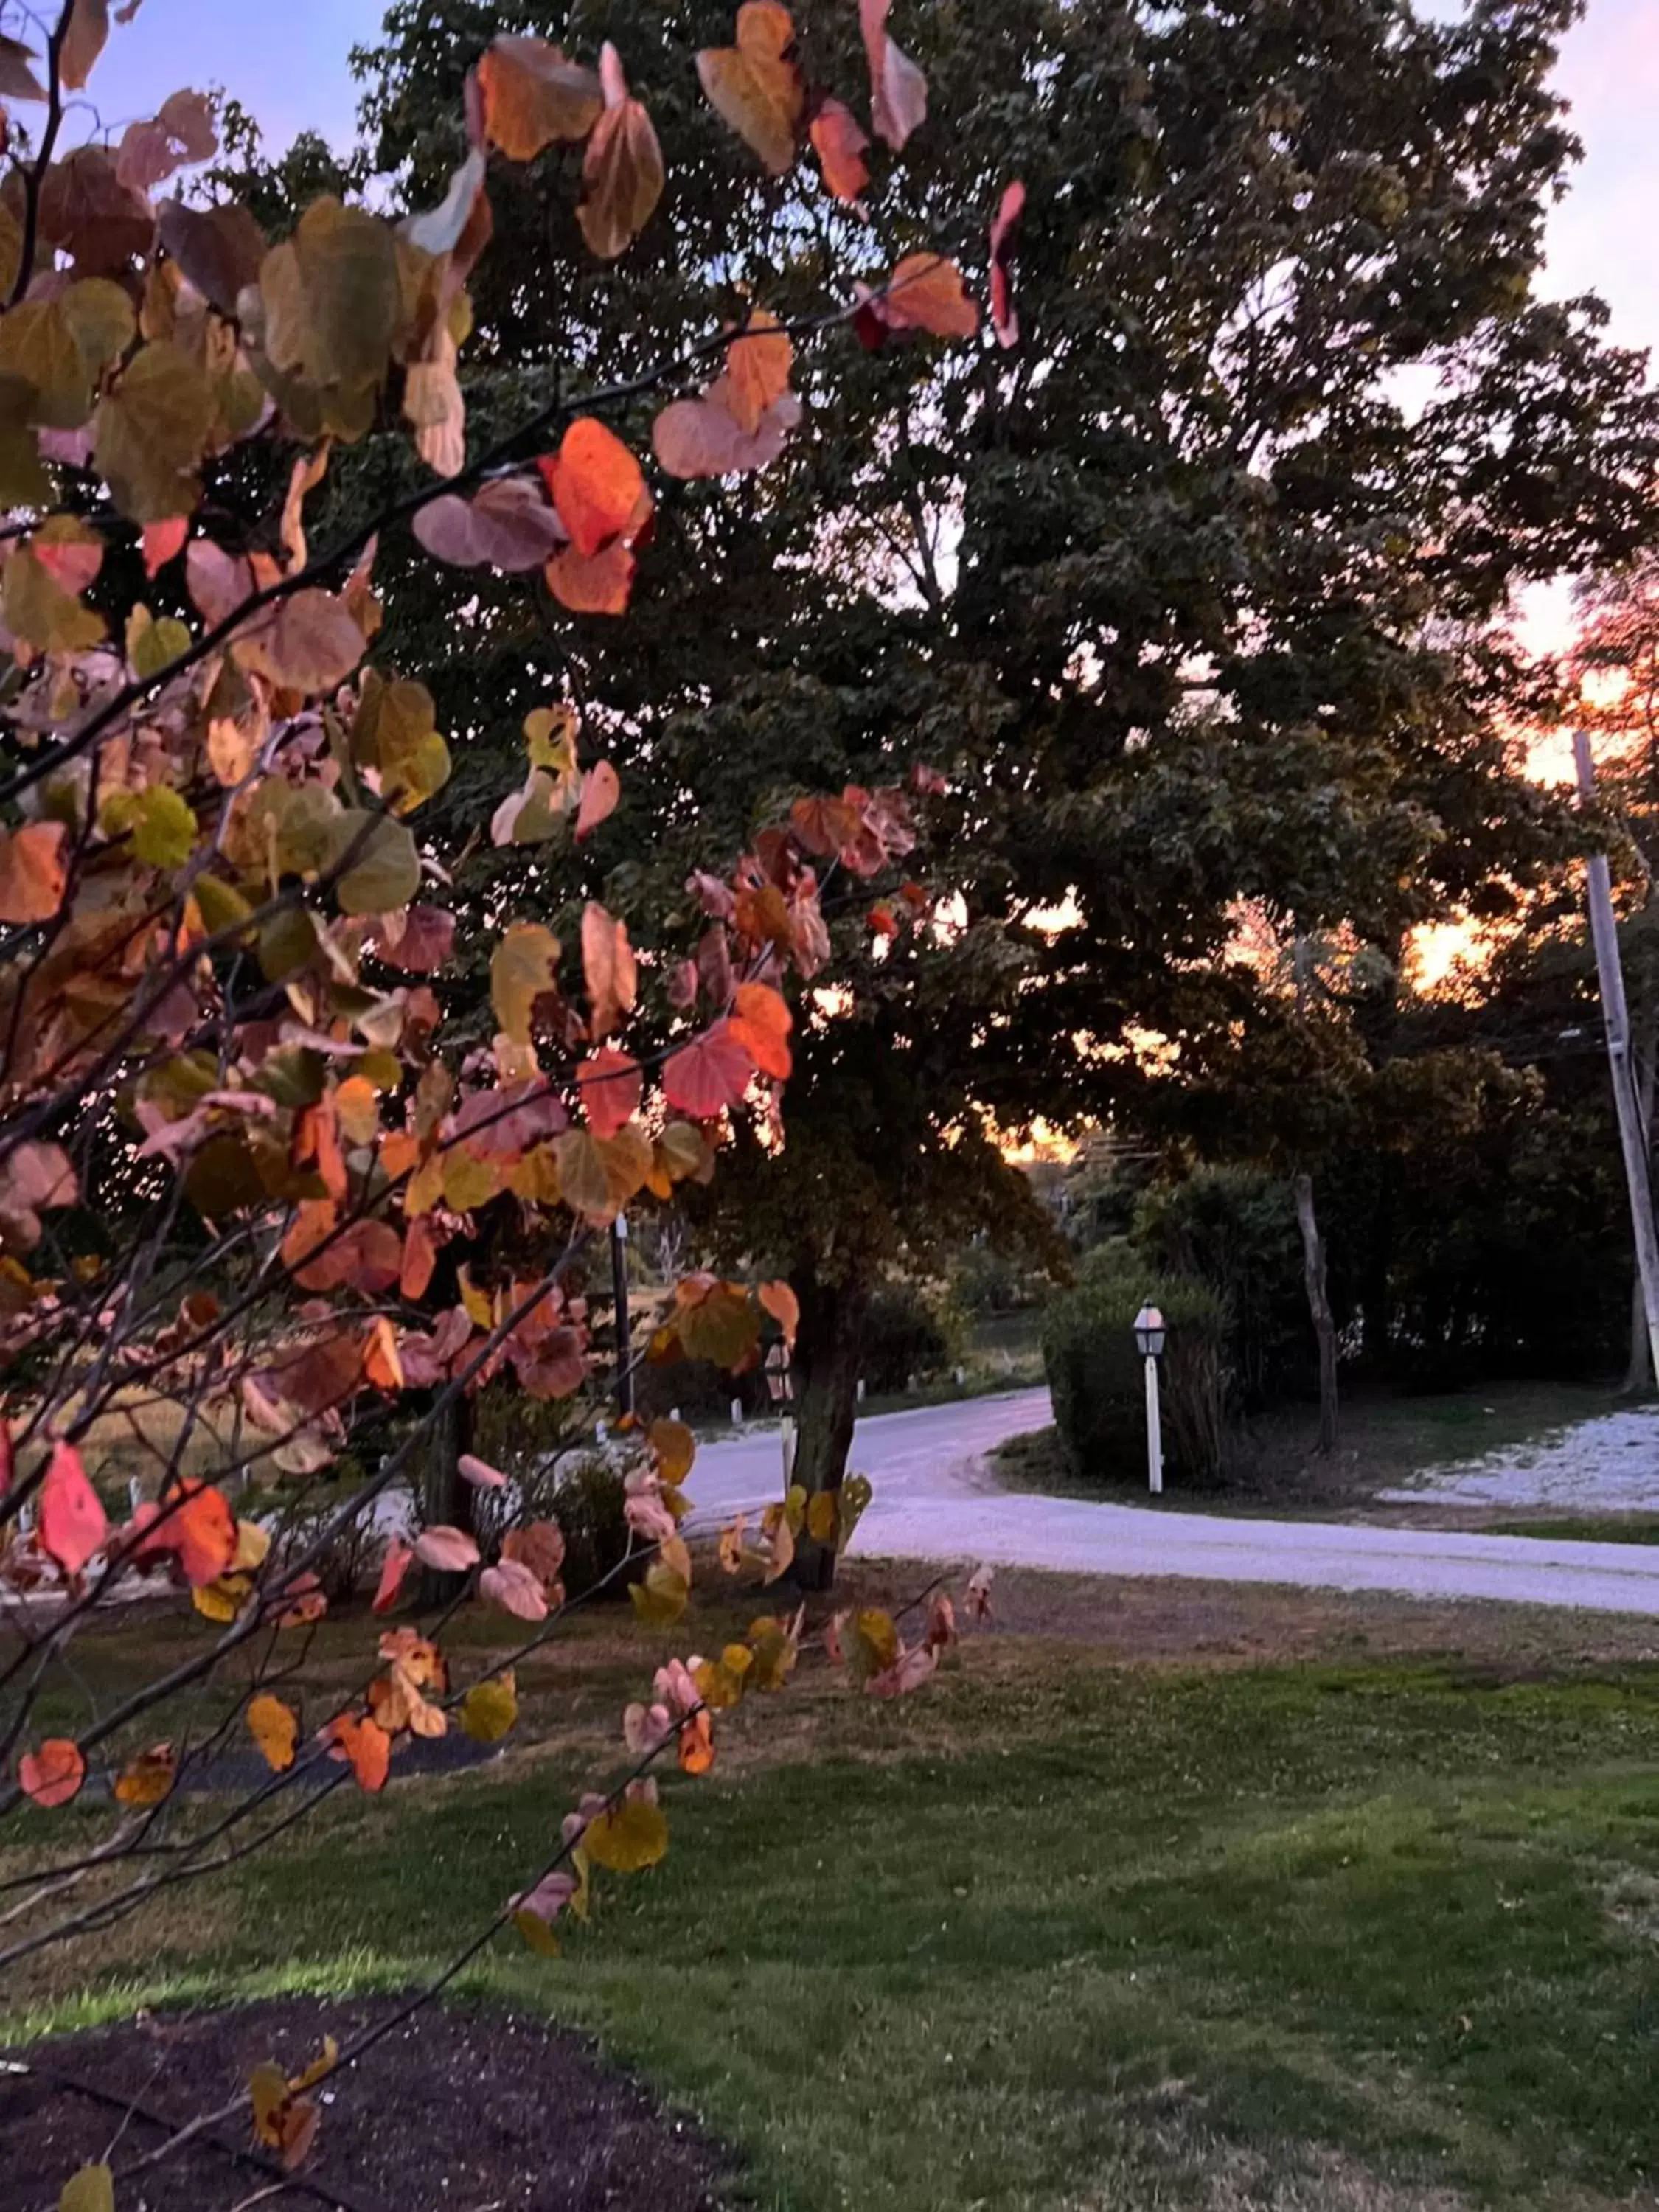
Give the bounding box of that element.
[98,0,1658,359]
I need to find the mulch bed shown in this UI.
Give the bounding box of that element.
[1,1995,736,2212]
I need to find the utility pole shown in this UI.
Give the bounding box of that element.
[1575,729,1659,1383]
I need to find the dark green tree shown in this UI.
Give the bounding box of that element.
[339,0,1658,1565]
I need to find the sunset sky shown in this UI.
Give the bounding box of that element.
[100,1,1658,358]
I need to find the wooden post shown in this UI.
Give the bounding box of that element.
[1575,731,1659,1385]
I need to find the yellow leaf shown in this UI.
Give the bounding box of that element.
[839,1472,873,1547]
[247,1691,299,1773]
[806,1489,838,1545]
[462,1670,518,1744]
[192,1573,248,1621]
[92,339,215,521]
[290,2034,339,2093]
[58,2165,113,2212]
[628,1558,689,1627]
[491,920,560,1046]
[248,2058,290,2146]
[128,784,197,869]
[514,1905,561,1957]
[113,1742,176,1806]
[649,1416,695,1484]
[582,1793,668,1871]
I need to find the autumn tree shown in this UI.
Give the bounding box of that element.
[0,3,990,2198]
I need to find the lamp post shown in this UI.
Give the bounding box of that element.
[1133,1301,1166,1495]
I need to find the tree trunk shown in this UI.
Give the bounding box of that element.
[785,1270,868,1593]
[417,1388,475,1607]
[1293,1171,1339,1455]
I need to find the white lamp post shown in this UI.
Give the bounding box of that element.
[1133,1302,1166,1495]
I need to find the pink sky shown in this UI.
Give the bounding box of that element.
[98,0,1658,361]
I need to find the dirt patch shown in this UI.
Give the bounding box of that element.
[1,1995,735,2212]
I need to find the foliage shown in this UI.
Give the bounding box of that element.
[1133,1168,1308,1411]
[860,1276,963,1393]
[0,4,995,2198]
[1042,1245,1228,1485]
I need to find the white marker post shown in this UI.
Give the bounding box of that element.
[1133,1301,1166,1495]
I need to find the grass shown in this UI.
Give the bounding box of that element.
[7,1574,1659,2211]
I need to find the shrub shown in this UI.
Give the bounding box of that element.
[862,1280,965,1393]
[1042,1243,1229,1484]
[1133,1167,1310,1409]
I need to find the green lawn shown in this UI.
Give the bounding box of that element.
[8,1587,1659,2211]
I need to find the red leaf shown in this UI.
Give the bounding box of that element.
[138,1481,236,1587]
[860,0,927,151]
[579,1046,642,1138]
[882,253,979,338]
[372,1537,414,1615]
[479,1557,550,1621]
[476,34,602,159]
[142,515,189,577]
[458,1453,507,1489]
[810,97,870,202]
[575,760,620,839]
[989,179,1026,348]
[39,1441,107,1577]
[400,1218,437,1303]
[663,1020,755,1119]
[544,540,636,616]
[542,417,644,558]
[581,902,638,1041]
[651,378,799,479]
[414,1523,481,1573]
[372,905,456,973]
[577,46,664,259]
[20,1738,85,1808]
[412,476,566,571]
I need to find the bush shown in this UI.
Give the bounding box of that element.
[1042,1243,1229,1484]
[468,1439,637,1600]
[862,1279,965,1393]
[1133,1167,1310,1410]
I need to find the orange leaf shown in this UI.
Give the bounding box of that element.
[40,1441,107,1577]
[678,1709,715,1774]
[20,1738,84,1809]
[541,417,644,558]
[248,1692,299,1773]
[860,0,928,151]
[363,1315,404,1393]
[759,1279,799,1348]
[883,253,979,338]
[649,1415,695,1483]
[581,901,639,1041]
[372,1536,414,1614]
[324,1712,391,1793]
[696,2,804,175]
[114,1742,177,1806]
[726,309,793,436]
[729,980,793,1079]
[577,46,664,259]
[400,1217,437,1302]
[579,1045,642,1138]
[662,1020,755,1119]
[809,97,869,201]
[545,540,637,616]
[0,820,68,924]
[575,759,620,839]
[476,35,602,159]
[163,1481,237,1587]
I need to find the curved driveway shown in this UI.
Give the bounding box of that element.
[688,1388,1659,1615]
